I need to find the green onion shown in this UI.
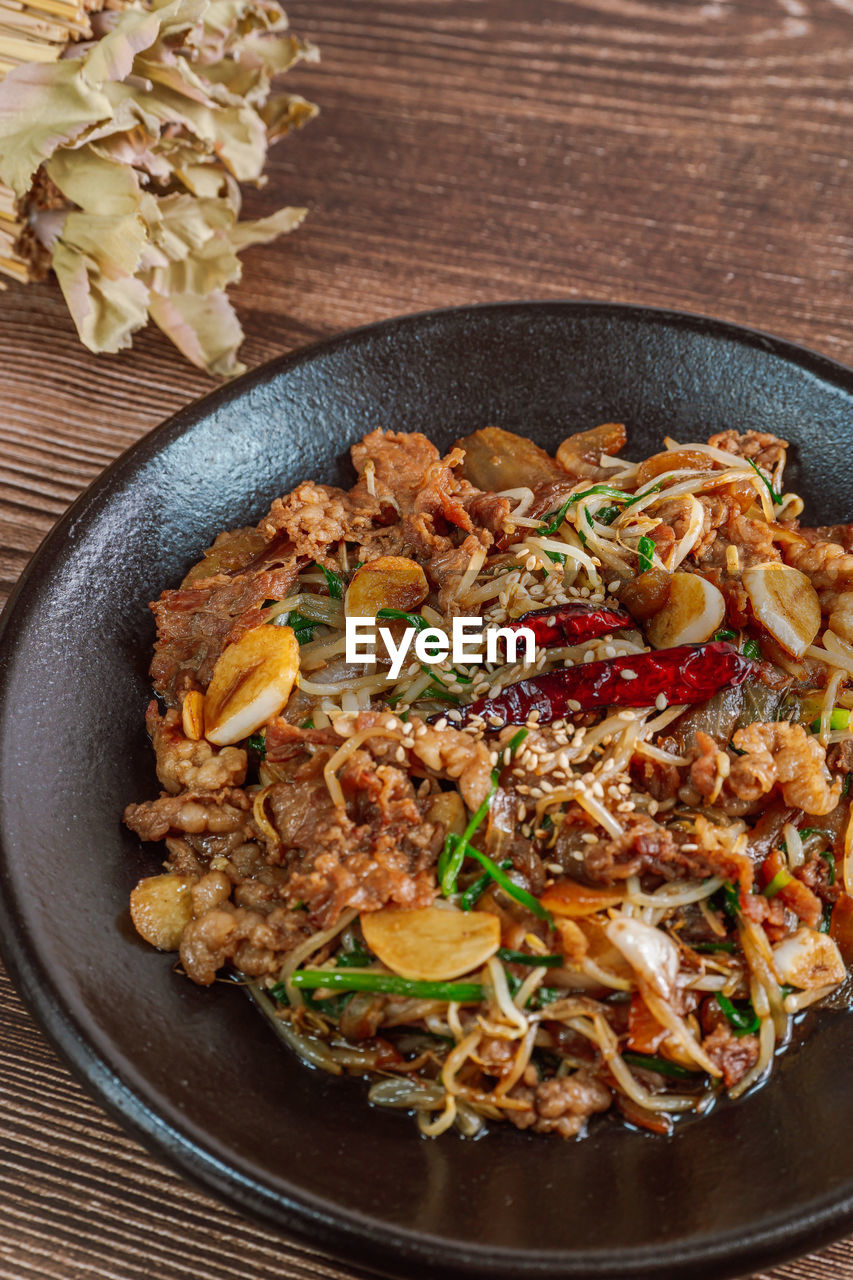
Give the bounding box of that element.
[269,981,290,1004]
[742,638,763,661]
[439,729,529,895]
[497,948,562,968]
[637,535,655,573]
[747,457,783,507]
[819,909,832,934]
[822,851,837,885]
[844,773,851,797]
[764,868,792,898]
[376,607,431,631]
[716,993,760,1035]
[315,562,344,599]
[461,861,512,911]
[714,628,737,643]
[596,505,621,526]
[810,707,850,734]
[300,717,314,729]
[690,940,737,954]
[622,1051,697,1080]
[534,986,561,1007]
[247,732,266,756]
[290,969,484,1002]
[465,842,554,926]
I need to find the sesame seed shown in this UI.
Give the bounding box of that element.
[619,669,638,680]
[655,692,667,710]
[434,718,448,731]
[567,698,581,712]
[448,709,462,722]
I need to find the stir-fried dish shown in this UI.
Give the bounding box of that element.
[125,422,853,1139]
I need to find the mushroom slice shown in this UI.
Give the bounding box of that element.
[360,905,500,981]
[645,572,725,649]
[204,624,299,745]
[742,563,821,658]
[345,556,429,618]
[130,874,194,951]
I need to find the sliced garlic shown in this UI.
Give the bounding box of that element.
[742,563,821,658]
[772,926,845,990]
[130,874,194,951]
[181,689,204,741]
[204,625,299,745]
[345,556,429,618]
[360,905,500,981]
[644,572,725,649]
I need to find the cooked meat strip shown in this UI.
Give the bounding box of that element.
[124,788,252,842]
[509,1069,612,1138]
[147,702,246,794]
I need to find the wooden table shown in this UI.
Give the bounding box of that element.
[1,1,852,1276]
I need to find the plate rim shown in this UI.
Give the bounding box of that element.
[3,298,853,1279]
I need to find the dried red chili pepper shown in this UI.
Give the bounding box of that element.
[502,601,630,650]
[451,642,753,728]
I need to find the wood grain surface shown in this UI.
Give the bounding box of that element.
[2,1,853,1276]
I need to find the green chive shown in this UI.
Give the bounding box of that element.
[746,457,783,507]
[439,729,528,896]
[461,861,513,911]
[596,505,621,526]
[465,843,554,926]
[822,851,837,886]
[376,607,431,631]
[247,732,266,756]
[315,563,344,599]
[300,718,314,729]
[716,993,759,1035]
[690,940,737,954]
[290,970,485,1002]
[539,497,573,537]
[497,948,562,968]
[742,638,763,661]
[637,535,655,573]
[714,628,737,643]
[622,1051,697,1080]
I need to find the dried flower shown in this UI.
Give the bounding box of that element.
[0,0,317,374]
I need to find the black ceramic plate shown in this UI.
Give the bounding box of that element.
[3,302,853,1280]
